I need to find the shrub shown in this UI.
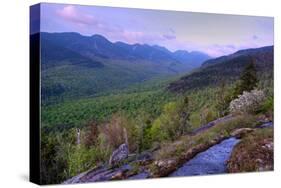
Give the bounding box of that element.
[99,114,138,152]
[258,96,273,115]
[150,118,170,142]
[132,113,155,152]
[199,107,216,125]
[64,144,111,178]
[150,97,192,142]
[41,128,82,182]
[99,115,127,149]
[83,121,99,148]
[40,132,67,184]
[229,89,266,114]
[215,82,235,116]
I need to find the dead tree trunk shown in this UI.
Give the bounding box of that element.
[76,128,81,145]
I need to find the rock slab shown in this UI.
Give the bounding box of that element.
[109,143,129,166]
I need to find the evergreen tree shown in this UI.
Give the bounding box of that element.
[216,58,258,117]
[178,96,191,135]
[215,80,234,116]
[215,81,228,116]
[234,58,258,96]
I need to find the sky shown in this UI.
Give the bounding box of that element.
[37,3,274,57]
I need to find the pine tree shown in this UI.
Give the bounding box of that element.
[178,96,191,135]
[215,81,229,116]
[234,58,258,96]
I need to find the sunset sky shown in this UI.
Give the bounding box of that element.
[38,3,274,57]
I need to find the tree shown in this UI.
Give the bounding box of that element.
[134,112,153,152]
[83,121,99,148]
[234,58,258,96]
[215,58,258,117]
[150,97,192,142]
[178,96,191,135]
[215,81,228,116]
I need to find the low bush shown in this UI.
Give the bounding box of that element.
[229,90,266,114]
[257,96,273,115]
[99,115,127,149]
[149,97,192,143]
[99,114,139,152]
[64,144,111,178]
[83,121,99,148]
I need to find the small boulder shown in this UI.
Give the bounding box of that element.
[109,143,129,166]
[152,159,178,177]
[110,171,125,180]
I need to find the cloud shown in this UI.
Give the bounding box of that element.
[56,5,179,45]
[119,31,174,44]
[53,7,257,57]
[56,6,160,43]
[57,5,98,26]
[201,44,240,57]
[55,6,264,57]
[201,43,263,57]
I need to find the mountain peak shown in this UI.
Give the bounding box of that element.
[41,32,210,68]
[90,34,112,45]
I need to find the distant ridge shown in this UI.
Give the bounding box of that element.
[40,32,211,68]
[201,46,273,67]
[168,45,273,93]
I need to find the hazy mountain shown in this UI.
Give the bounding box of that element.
[173,50,210,68]
[41,36,104,69]
[41,32,210,67]
[202,46,273,67]
[168,46,273,93]
[39,32,211,103]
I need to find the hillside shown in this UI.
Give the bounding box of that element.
[167,46,273,93]
[39,32,210,104]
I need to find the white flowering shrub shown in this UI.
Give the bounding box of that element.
[229,89,266,114]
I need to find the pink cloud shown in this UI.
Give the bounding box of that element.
[55,5,243,57]
[57,5,98,26]
[55,6,177,46]
[202,43,260,57]
[114,30,176,45]
[120,31,144,43]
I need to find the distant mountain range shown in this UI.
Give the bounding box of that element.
[37,32,273,104]
[41,32,210,70]
[168,46,273,93]
[38,32,211,103]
